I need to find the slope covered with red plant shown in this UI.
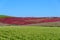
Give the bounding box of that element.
[0,15,60,25]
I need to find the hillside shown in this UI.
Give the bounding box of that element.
[27,21,60,26]
[0,15,60,26]
[0,15,10,18]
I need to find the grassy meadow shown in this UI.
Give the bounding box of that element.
[0,26,60,40]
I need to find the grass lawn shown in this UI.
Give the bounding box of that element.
[0,26,60,40]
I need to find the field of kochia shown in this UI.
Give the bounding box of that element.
[0,26,60,40]
[0,17,60,25]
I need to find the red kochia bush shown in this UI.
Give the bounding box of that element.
[0,17,60,25]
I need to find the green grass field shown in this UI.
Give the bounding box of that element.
[0,26,60,40]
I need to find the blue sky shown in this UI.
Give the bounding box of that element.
[0,0,60,17]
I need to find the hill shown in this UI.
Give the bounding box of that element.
[0,15,10,18]
[0,15,60,26]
